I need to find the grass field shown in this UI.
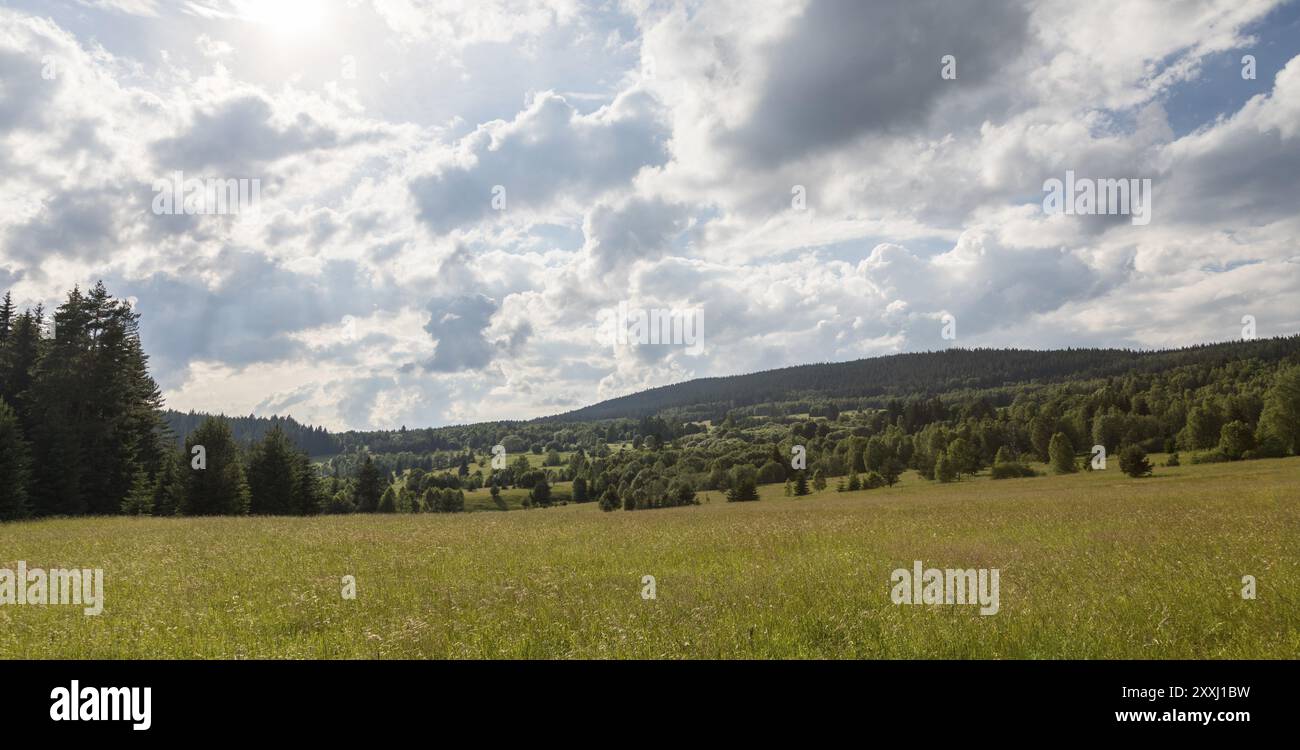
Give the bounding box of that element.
[2,456,1297,659]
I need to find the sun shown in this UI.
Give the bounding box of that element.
[242,0,332,41]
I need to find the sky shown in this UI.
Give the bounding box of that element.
[1,0,1299,431]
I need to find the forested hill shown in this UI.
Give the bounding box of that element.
[549,337,1300,423]
[162,410,341,456]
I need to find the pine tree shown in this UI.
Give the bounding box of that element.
[354,456,382,512]
[247,425,300,515]
[0,399,32,520]
[120,468,154,515]
[151,450,184,516]
[0,291,14,344]
[0,310,40,411]
[530,477,552,507]
[812,470,826,491]
[295,455,323,515]
[726,474,759,502]
[1119,444,1153,478]
[180,417,250,515]
[793,472,809,496]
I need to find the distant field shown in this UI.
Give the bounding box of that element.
[1,457,1297,658]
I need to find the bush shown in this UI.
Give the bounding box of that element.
[1217,420,1255,460]
[863,471,885,489]
[1049,432,1077,474]
[1118,444,1153,477]
[1165,452,1180,467]
[726,478,759,502]
[991,462,1038,479]
[935,454,957,483]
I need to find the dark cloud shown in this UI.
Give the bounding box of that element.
[150,94,341,172]
[583,196,690,275]
[724,0,1029,165]
[3,188,121,265]
[422,293,499,372]
[112,251,388,387]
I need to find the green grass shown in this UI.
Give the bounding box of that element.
[1,457,1297,659]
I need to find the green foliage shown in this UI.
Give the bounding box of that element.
[726,465,759,502]
[990,461,1038,479]
[934,453,957,483]
[181,417,250,516]
[1258,365,1300,455]
[1217,421,1254,461]
[354,456,382,512]
[0,400,32,520]
[377,485,397,513]
[1119,444,1153,478]
[1049,432,1077,474]
[529,478,552,507]
[120,468,154,516]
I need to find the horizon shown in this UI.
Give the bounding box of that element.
[157,332,1300,433]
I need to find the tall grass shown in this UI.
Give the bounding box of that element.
[1,457,1296,658]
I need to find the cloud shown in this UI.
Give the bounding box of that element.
[1,2,1298,429]
[150,94,343,172]
[422,293,499,372]
[723,0,1031,166]
[409,89,670,235]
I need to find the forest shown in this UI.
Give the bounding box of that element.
[2,283,1299,520]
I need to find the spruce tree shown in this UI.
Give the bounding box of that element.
[354,456,382,512]
[151,450,184,516]
[180,417,250,515]
[247,425,299,514]
[295,455,323,515]
[1119,444,1153,477]
[120,468,155,515]
[0,399,32,520]
[0,291,13,344]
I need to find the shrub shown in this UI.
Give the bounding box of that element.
[1049,432,1077,474]
[991,462,1038,479]
[1118,444,1153,477]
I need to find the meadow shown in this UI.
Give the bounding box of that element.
[1,456,1297,659]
